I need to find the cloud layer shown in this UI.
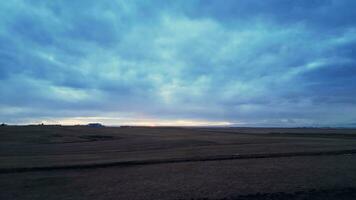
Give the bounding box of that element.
[1,0,356,126]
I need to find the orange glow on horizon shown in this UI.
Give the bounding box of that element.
[36,116,236,127]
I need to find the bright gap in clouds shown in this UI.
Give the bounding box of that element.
[31,117,235,127]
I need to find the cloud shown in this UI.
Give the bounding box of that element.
[0,0,356,126]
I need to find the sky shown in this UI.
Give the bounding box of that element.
[1,0,356,127]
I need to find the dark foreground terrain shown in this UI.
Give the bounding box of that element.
[1,126,356,199]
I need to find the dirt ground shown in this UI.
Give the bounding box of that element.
[1,126,356,199]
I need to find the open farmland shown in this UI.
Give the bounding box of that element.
[1,126,356,199]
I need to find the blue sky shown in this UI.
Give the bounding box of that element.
[1,0,356,126]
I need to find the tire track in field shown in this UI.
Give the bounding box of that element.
[1,149,356,174]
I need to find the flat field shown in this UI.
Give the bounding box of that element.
[1,126,356,199]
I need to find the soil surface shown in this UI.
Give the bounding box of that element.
[1,126,356,199]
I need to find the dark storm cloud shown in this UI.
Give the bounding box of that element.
[0,0,356,126]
